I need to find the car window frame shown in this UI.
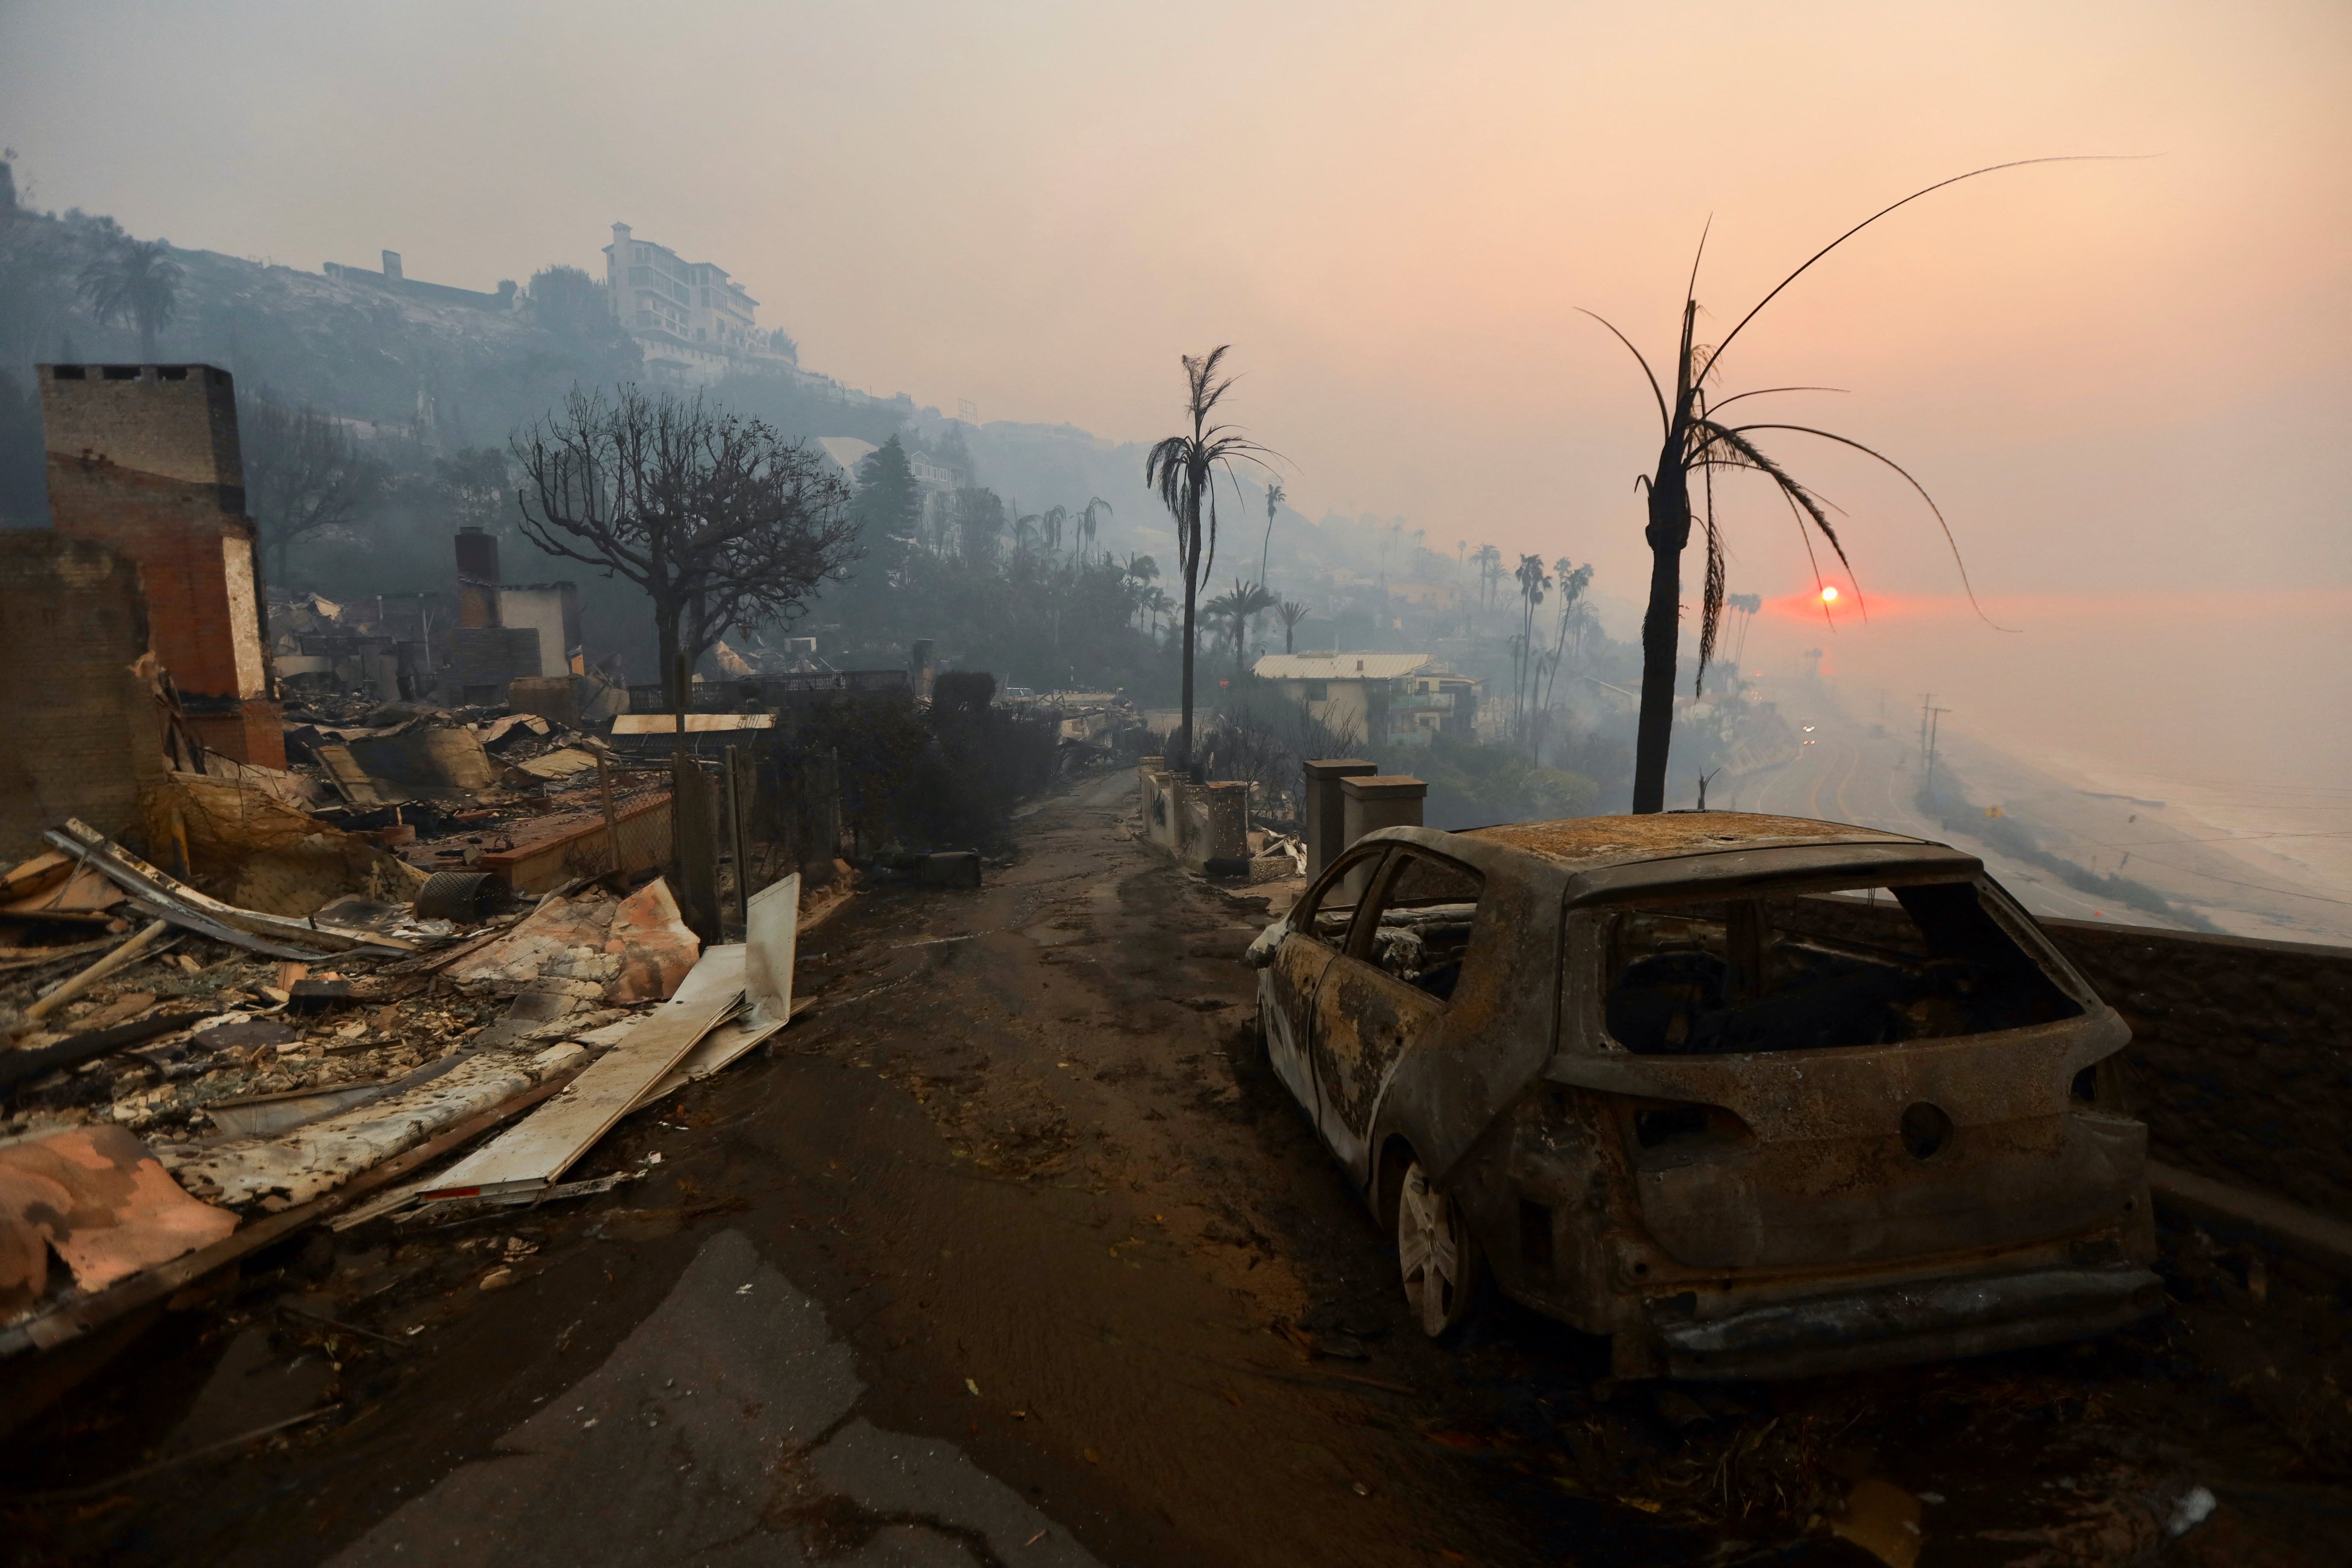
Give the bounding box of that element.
[1577,872,2085,1057]
[1292,844,1392,952]
[1343,846,1487,1002]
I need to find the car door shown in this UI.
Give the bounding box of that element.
[1262,845,1391,1129]
[1309,848,1486,1186]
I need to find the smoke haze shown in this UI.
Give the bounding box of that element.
[5,0,2347,796]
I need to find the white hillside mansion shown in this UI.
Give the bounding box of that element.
[603,222,799,383]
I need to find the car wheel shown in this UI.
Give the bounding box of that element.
[1397,1158,1478,1337]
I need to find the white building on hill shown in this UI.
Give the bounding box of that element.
[603,222,794,382]
[1253,653,1483,749]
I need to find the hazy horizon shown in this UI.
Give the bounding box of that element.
[6,0,2347,792]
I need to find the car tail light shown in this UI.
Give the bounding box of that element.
[1616,1097,1754,1158]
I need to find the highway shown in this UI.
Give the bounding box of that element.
[1724,687,2124,924]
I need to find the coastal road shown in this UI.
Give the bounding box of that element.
[1729,692,2121,924]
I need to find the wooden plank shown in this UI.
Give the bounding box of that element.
[311,743,391,806]
[612,712,775,734]
[626,1016,784,1113]
[417,948,745,1200]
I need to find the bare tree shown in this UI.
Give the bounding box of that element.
[77,236,182,360]
[1145,346,1274,767]
[239,393,390,582]
[1584,161,2081,812]
[513,385,860,708]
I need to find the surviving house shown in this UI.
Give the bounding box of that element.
[322,249,519,313]
[1252,653,1481,750]
[603,223,792,383]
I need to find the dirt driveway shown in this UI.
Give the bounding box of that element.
[6,771,2350,1567]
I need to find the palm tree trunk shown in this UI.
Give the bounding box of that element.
[1631,455,1691,814]
[1177,497,1199,768]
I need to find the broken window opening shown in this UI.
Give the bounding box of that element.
[1599,881,2081,1057]
[1352,851,1484,1002]
[1292,847,1386,948]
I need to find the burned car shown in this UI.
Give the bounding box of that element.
[1245,812,2159,1379]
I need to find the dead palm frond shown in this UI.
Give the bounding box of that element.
[1078,497,1113,561]
[1590,158,2112,812]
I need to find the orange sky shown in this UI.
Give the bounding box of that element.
[6,0,2348,781]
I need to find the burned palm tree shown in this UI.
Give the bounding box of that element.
[1145,346,1274,766]
[1258,480,1285,588]
[1591,161,2066,813]
[1078,496,1112,563]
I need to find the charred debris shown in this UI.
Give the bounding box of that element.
[0,360,1135,1418]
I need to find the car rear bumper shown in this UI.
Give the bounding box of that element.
[1647,1264,2163,1380]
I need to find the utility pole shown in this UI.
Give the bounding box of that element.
[1923,705,1951,800]
[1918,694,1935,765]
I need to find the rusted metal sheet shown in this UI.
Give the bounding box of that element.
[0,1125,238,1321]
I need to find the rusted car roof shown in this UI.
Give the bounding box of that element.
[1460,812,1927,874]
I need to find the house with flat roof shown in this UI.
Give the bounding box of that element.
[1253,653,1480,749]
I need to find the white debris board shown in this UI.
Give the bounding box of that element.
[742,872,798,1022]
[626,1015,785,1114]
[627,872,799,1113]
[418,945,746,1200]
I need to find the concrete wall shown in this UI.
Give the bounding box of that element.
[0,534,168,865]
[499,584,581,677]
[2043,918,2352,1215]
[1136,762,1248,870]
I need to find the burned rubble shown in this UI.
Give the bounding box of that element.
[2,361,2347,1568]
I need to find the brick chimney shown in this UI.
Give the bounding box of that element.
[39,363,284,767]
[454,526,501,628]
